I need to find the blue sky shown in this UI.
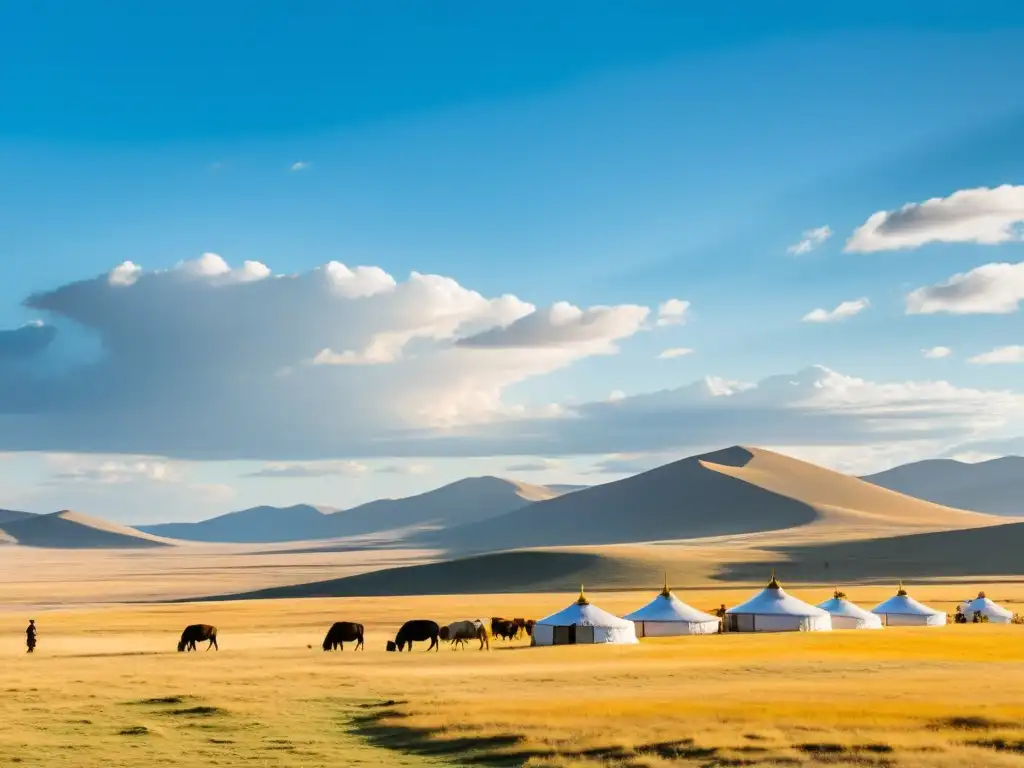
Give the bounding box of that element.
[1,4,1023,522]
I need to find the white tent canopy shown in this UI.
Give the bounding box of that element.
[817,591,883,630]
[623,579,721,636]
[871,583,946,627]
[961,592,1014,624]
[725,572,832,632]
[532,587,638,646]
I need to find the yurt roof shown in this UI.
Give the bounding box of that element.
[538,586,634,628]
[963,595,1013,618]
[817,593,881,622]
[871,583,942,616]
[726,571,828,617]
[623,578,719,623]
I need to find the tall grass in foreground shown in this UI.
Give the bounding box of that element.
[3,595,1024,766]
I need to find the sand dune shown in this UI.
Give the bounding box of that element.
[0,509,35,524]
[862,456,1024,516]
[0,510,174,549]
[433,446,1000,553]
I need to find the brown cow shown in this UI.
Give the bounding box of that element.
[177,624,218,652]
[322,621,364,651]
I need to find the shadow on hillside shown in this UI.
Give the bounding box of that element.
[716,520,1024,584]
[344,700,720,766]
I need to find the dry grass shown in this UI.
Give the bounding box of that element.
[3,591,1024,767]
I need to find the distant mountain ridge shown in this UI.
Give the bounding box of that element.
[429,446,1002,553]
[138,476,568,544]
[860,456,1024,516]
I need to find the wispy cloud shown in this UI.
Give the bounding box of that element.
[922,346,952,359]
[787,225,832,255]
[802,297,870,323]
[505,458,561,472]
[289,161,310,172]
[657,347,694,359]
[968,345,1024,364]
[243,460,370,478]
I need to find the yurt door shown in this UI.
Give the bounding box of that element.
[576,626,595,644]
[553,626,572,645]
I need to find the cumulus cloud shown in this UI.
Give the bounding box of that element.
[456,301,648,351]
[3,256,1022,464]
[0,321,57,359]
[657,347,694,360]
[922,346,953,359]
[787,225,832,255]
[0,255,662,458]
[655,299,689,326]
[801,298,869,323]
[846,185,1024,253]
[906,262,1024,315]
[968,345,1024,364]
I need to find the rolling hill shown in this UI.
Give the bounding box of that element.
[430,446,1003,553]
[0,508,35,524]
[861,456,1024,516]
[139,477,567,543]
[0,510,174,549]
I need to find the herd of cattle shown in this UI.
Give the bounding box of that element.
[176,616,536,654]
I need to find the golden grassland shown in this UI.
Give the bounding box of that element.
[4,589,1024,767]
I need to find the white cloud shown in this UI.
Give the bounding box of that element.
[606,390,626,402]
[801,297,870,323]
[44,453,184,486]
[787,225,832,255]
[655,298,690,326]
[657,347,694,360]
[457,300,648,351]
[0,255,662,457]
[846,185,1024,252]
[4,256,1023,465]
[922,346,952,359]
[906,262,1024,315]
[290,161,310,171]
[242,460,371,478]
[968,345,1024,364]
[378,463,429,475]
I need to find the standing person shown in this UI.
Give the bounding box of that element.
[715,604,728,633]
[26,619,37,653]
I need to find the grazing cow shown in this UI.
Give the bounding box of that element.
[491,617,517,641]
[322,621,364,651]
[177,624,218,652]
[439,620,490,650]
[387,620,440,652]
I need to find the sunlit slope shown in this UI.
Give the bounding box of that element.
[435,446,1002,552]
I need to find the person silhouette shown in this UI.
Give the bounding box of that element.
[26,619,37,653]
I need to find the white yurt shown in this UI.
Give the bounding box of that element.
[961,592,1014,624]
[871,583,946,627]
[623,576,721,637]
[817,590,883,630]
[531,586,639,646]
[725,571,832,632]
